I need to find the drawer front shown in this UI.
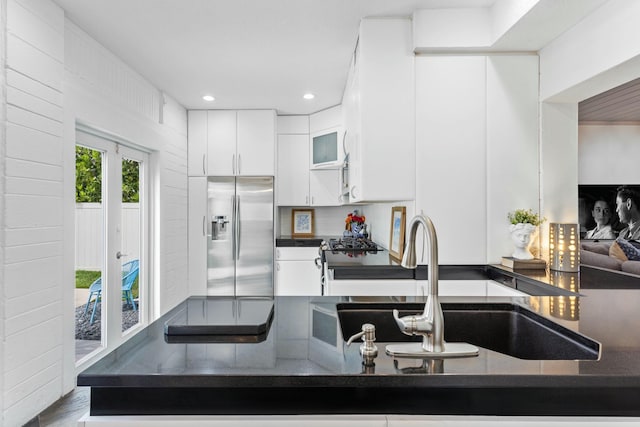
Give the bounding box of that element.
[276,247,320,261]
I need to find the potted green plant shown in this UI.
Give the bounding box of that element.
[507,209,545,260]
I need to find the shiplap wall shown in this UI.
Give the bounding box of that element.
[2,0,65,425]
[63,17,189,348]
[0,0,189,424]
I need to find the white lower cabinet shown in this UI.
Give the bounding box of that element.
[275,247,321,296]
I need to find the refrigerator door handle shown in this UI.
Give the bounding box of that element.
[235,195,241,260]
[231,194,237,261]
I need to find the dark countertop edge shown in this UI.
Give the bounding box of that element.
[486,265,579,296]
[276,237,326,247]
[77,373,640,388]
[86,384,640,416]
[332,265,488,281]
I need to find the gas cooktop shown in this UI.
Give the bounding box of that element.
[327,237,381,252]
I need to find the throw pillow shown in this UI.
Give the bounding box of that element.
[609,240,628,262]
[615,238,640,261]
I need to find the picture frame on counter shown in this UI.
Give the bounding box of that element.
[389,206,406,261]
[292,208,315,238]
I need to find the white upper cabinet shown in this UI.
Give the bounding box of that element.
[207,110,237,175]
[342,18,415,203]
[237,110,276,176]
[276,112,344,206]
[187,111,208,176]
[188,109,275,176]
[277,133,310,206]
[309,169,342,206]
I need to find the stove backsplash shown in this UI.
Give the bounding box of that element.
[277,202,415,249]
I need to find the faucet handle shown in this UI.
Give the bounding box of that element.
[393,309,433,337]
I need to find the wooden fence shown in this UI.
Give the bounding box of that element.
[75,203,140,270]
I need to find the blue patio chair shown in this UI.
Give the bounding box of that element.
[121,259,140,312]
[84,259,140,324]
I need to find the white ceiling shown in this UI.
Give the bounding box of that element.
[52,0,496,115]
[53,0,630,118]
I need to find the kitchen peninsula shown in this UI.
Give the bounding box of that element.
[78,267,640,423]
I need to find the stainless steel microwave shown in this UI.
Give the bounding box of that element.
[310,126,344,169]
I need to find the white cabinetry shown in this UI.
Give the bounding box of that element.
[188,177,207,296]
[275,247,321,296]
[188,109,275,176]
[187,111,208,176]
[276,114,343,206]
[341,18,415,203]
[277,134,310,206]
[415,55,538,264]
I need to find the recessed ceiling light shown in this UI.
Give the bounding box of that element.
[303,93,315,100]
[203,95,215,102]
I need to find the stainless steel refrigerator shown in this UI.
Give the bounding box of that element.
[207,176,274,297]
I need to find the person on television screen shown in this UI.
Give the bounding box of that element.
[616,186,640,241]
[585,199,616,239]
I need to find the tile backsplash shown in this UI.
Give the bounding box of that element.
[278,202,415,249]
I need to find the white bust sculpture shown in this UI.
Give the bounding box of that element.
[509,223,537,260]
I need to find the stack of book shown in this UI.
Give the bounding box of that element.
[501,257,547,270]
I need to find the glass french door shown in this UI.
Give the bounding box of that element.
[75,129,149,363]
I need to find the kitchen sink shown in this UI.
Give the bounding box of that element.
[337,302,600,360]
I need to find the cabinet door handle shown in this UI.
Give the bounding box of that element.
[311,196,315,205]
[202,215,206,237]
[202,154,206,175]
[305,196,309,205]
[276,249,280,258]
[238,154,241,175]
[276,263,280,271]
[232,154,236,175]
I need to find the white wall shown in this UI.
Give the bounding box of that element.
[2,1,65,425]
[63,19,189,361]
[540,0,640,103]
[538,0,640,254]
[579,124,640,185]
[0,1,189,425]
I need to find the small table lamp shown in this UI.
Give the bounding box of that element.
[549,223,580,272]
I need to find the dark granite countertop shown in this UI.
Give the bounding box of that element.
[78,267,640,416]
[276,236,325,247]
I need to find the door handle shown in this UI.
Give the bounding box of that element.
[232,154,236,175]
[202,216,206,237]
[202,154,206,175]
[231,195,237,260]
[116,251,128,259]
[238,154,241,175]
[235,195,241,260]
